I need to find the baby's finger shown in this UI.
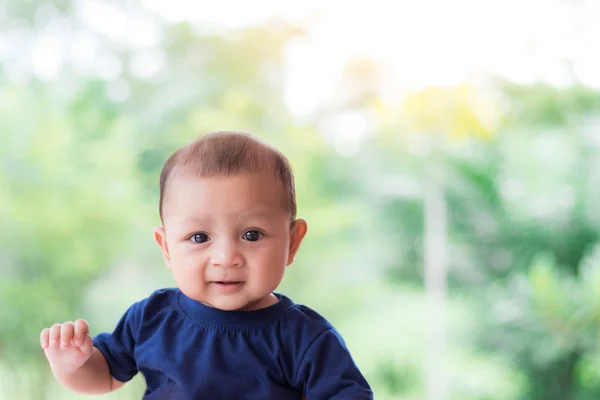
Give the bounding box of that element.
[60,322,75,349]
[40,328,50,349]
[49,324,61,348]
[79,332,93,356]
[74,319,89,346]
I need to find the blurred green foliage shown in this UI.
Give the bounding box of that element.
[2,1,600,399]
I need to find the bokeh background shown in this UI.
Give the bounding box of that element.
[2,0,600,399]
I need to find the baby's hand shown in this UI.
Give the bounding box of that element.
[41,319,94,373]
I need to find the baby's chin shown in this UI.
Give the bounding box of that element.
[179,284,278,311]
[180,291,252,311]
[207,293,278,312]
[210,297,262,312]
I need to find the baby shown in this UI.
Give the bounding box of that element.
[40,131,373,399]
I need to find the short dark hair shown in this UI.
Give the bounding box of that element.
[159,131,296,221]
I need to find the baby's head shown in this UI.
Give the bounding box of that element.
[154,131,308,311]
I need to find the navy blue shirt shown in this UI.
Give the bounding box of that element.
[93,289,373,399]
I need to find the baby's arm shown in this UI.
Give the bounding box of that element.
[295,328,373,399]
[40,320,124,394]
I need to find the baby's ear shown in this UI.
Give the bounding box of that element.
[287,218,308,265]
[154,226,172,268]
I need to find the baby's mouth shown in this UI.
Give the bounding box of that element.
[211,281,244,292]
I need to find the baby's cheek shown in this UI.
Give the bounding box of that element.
[175,269,207,297]
[184,261,207,278]
[256,258,286,281]
[171,258,202,282]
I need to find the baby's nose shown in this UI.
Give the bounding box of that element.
[209,240,243,268]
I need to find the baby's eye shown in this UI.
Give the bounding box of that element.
[243,230,262,242]
[190,233,209,243]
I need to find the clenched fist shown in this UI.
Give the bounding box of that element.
[41,319,94,373]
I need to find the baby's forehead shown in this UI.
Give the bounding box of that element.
[162,172,289,213]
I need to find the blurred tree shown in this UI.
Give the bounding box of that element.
[399,84,498,400]
[358,81,600,399]
[0,80,141,397]
[447,82,600,399]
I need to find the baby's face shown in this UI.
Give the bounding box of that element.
[155,172,306,311]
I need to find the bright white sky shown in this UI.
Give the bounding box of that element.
[3,0,599,118]
[141,0,600,115]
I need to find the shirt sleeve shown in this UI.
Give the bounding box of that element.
[294,328,374,400]
[93,301,144,383]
